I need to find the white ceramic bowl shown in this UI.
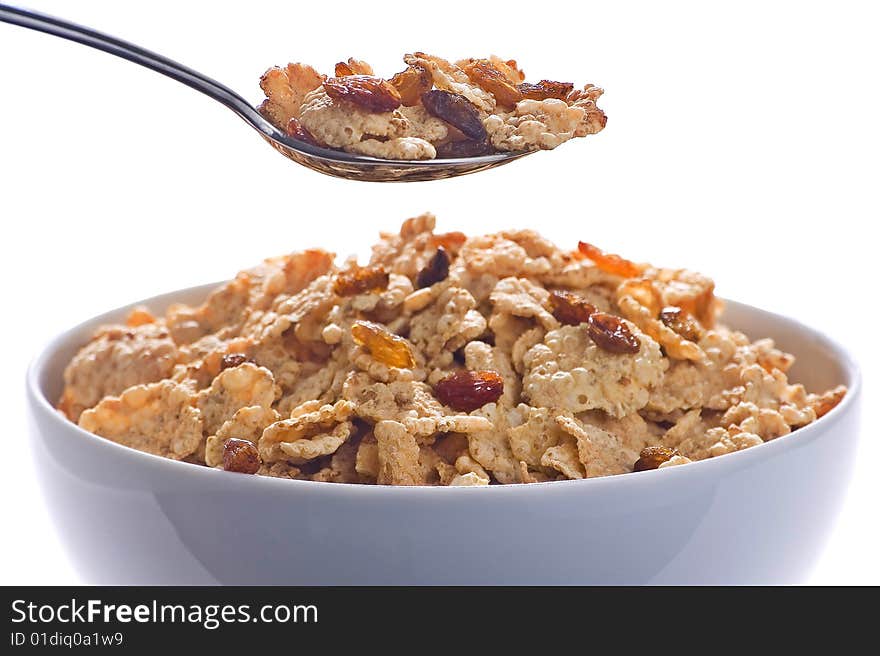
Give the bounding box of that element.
[26,283,861,584]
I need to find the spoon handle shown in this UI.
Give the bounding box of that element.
[0,3,267,129]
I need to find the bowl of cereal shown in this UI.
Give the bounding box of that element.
[26,215,860,584]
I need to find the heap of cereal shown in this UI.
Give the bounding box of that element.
[59,214,846,485]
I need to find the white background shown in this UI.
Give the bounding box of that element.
[1,0,877,584]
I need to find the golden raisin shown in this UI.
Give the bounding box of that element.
[633,445,678,472]
[460,60,523,108]
[285,117,319,146]
[430,231,467,254]
[416,247,451,289]
[517,80,575,101]
[421,90,487,141]
[220,353,252,370]
[351,320,416,369]
[223,438,261,474]
[587,312,641,354]
[577,241,642,278]
[334,58,374,76]
[324,75,402,113]
[125,307,155,327]
[548,290,597,326]
[388,64,433,106]
[659,306,704,342]
[435,139,493,158]
[435,370,504,412]
[333,265,390,297]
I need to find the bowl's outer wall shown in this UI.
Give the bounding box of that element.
[27,286,861,584]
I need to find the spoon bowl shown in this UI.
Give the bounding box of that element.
[0,3,532,182]
[265,137,530,182]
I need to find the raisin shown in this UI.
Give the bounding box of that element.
[285,117,319,146]
[577,242,642,278]
[389,64,433,106]
[223,438,261,474]
[587,312,641,354]
[334,58,373,76]
[460,60,523,108]
[435,370,504,412]
[421,90,487,141]
[633,446,678,472]
[220,353,252,370]
[333,265,390,297]
[416,247,451,288]
[351,320,416,369]
[517,80,575,101]
[435,139,494,158]
[324,75,402,112]
[659,306,704,342]
[548,290,597,326]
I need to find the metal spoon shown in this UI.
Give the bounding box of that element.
[0,4,530,182]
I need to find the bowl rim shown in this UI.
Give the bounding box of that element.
[26,281,862,497]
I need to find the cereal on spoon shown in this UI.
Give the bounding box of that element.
[258,54,607,160]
